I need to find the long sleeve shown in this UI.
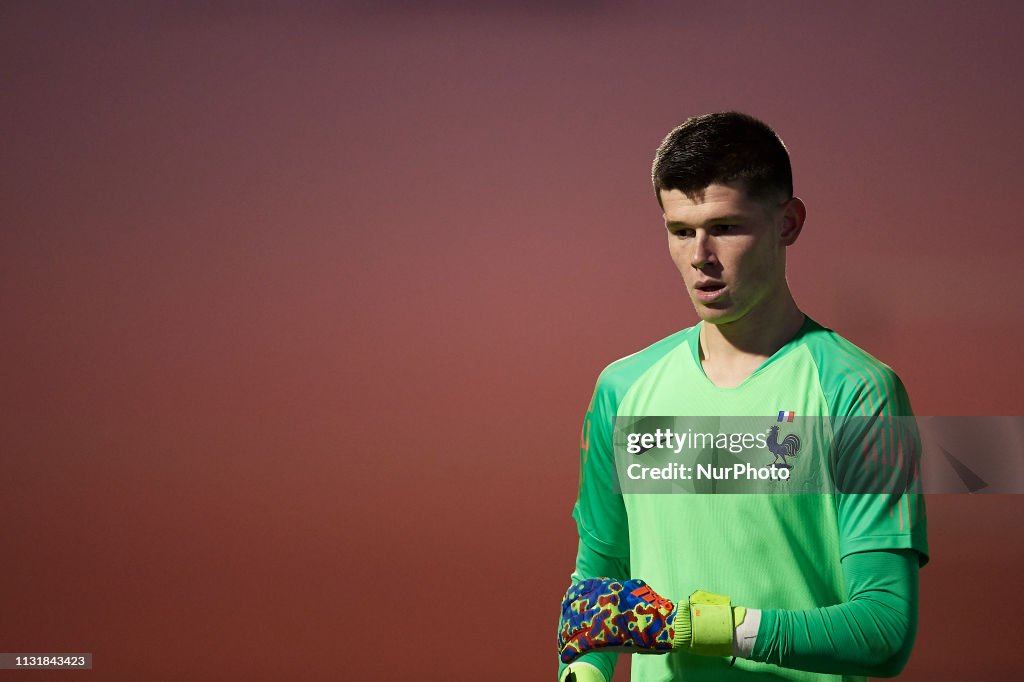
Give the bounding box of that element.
[750,548,920,677]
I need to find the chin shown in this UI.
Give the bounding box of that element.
[693,306,740,325]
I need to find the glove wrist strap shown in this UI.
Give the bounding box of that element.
[674,590,735,657]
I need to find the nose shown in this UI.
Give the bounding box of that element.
[690,232,716,270]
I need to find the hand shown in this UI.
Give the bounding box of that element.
[558,579,741,663]
[557,577,677,664]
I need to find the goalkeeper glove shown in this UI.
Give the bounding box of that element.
[557,577,745,663]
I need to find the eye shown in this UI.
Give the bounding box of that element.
[670,227,695,238]
[712,224,736,235]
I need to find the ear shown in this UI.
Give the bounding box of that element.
[779,197,806,246]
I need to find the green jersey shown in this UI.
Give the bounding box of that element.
[572,316,929,681]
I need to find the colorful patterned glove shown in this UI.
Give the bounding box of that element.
[558,578,744,663]
[557,578,676,663]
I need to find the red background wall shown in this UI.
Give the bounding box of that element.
[2,2,1022,679]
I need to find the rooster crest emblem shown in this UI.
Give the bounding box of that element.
[766,425,801,470]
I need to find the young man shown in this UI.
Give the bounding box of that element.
[556,112,928,682]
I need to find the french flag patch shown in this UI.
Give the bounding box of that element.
[777,410,795,422]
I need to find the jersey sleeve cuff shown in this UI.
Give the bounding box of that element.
[839,534,930,567]
[572,506,630,560]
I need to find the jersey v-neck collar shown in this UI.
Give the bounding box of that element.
[687,315,819,390]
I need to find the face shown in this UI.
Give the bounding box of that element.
[661,183,801,326]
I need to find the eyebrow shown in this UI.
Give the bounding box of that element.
[664,214,746,228]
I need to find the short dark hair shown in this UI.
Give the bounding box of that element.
[651,112,793,207]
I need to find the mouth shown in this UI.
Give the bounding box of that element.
[693,281,727,303]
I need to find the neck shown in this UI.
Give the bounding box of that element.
[700,287,805,363]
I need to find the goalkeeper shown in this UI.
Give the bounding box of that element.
[556,112,928,681]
